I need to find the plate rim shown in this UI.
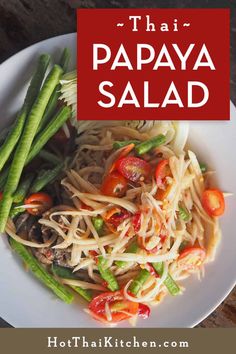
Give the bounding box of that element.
[0,32,235,328]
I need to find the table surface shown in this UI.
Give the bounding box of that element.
[0,0,235,328]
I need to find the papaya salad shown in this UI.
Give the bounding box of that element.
[0,53,226,326]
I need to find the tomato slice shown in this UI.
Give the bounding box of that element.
[155,159,170,187]
[0,192,3,201]
[101,171,128,197]
[25,193,53,216]
[89,291,139,323]
[202,189,225,217]
[116,156,151,182]
[178,246,206,270]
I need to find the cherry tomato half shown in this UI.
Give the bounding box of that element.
[109,143,135,173]
[89,291,139,323]
[202,189,225,217]
[25,193,53,216]
[178,246,206,270]
[155,159,170,187]
[116,156,151,182]
[101,171,128,197]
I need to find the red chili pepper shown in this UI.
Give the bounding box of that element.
[132,212,141,233]
[89,250,99,263]
[81,202,93,211]
[102,281,108,288]
[160,234,167,244]
[146,263,160,278]
[138,303,150,319]
[155,159,170,187]
[109,209,130,227]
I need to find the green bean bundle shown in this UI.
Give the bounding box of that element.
[0,54,50,172]
[0,65,63,232]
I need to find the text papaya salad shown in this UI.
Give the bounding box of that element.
[0,54,226,326]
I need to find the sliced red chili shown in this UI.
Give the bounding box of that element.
[132,212,141,232]
[155,159,170,187]
[109,209,131,227]
[138,303,150,319]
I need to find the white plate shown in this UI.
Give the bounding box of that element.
[0,33,235,328]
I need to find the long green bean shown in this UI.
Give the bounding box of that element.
[0,170,8,190]
[0,106,71,191]
[0,54,50,172]
[38,149,62,165]
[59,48,71,72]
[0,125,13,144]
[13,173,34,203]
[70,285,93,302]
[135,134,166,155]
[151,262,180,296]
[51,264,92,302]
[9,238,74,304]
[36,48,70,133]
[128,269,150,295]
[30,163,64,193]
[9,204,25,218]
[115,241,139,268]
[97,256,119,291]
[178,205,191,222]
[36,89,60,133]
[91,216,104,233]
[26,106,71,165]
[113,140,140,150]
[0,65,63,232]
